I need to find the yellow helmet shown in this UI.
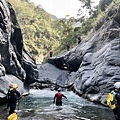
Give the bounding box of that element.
[12,84,18,89]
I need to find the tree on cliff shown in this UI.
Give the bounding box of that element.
[8,0,59,61]
[7,0,115,61]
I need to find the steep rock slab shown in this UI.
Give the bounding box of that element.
[37,63,69,87]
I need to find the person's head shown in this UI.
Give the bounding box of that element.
[114,82,120,91]
[58,88,61,92]
[9,84,13,88]
[9,84,13,91]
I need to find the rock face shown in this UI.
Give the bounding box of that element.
[44,4,120,105]
[36,63,69,89]
[0,0,38,100]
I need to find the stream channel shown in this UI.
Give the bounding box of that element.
[0,89,115,120]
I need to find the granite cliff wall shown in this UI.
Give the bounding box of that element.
[0,0,38,100]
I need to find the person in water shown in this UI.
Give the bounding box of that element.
[112,82,120,120]
[6,84,21,115]
[53,88,67,106]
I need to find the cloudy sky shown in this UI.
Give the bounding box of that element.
[30,0,100,18]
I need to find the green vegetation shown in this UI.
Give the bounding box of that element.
[7,0,119,63]
[7,0,79,62]
[8,0,59,63]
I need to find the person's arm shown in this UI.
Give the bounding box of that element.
[63,94,67,99]
[16,91,21,101]
[116,92,120,99]
[53,94,56,103]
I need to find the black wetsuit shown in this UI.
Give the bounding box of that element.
[7,89,20,115]
[113,90,120,120]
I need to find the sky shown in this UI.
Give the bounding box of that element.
[30,0,100,18]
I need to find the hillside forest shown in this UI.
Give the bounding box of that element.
[7,0,119,63]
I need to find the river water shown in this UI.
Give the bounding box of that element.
[0,89,115,120]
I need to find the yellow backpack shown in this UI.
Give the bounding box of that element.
[107,91,116,109]
[7,113,18,120]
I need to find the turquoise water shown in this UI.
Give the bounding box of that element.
[0,89,115,120]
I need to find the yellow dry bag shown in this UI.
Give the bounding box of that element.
[7,113,18,120]
[107,91,116,109]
